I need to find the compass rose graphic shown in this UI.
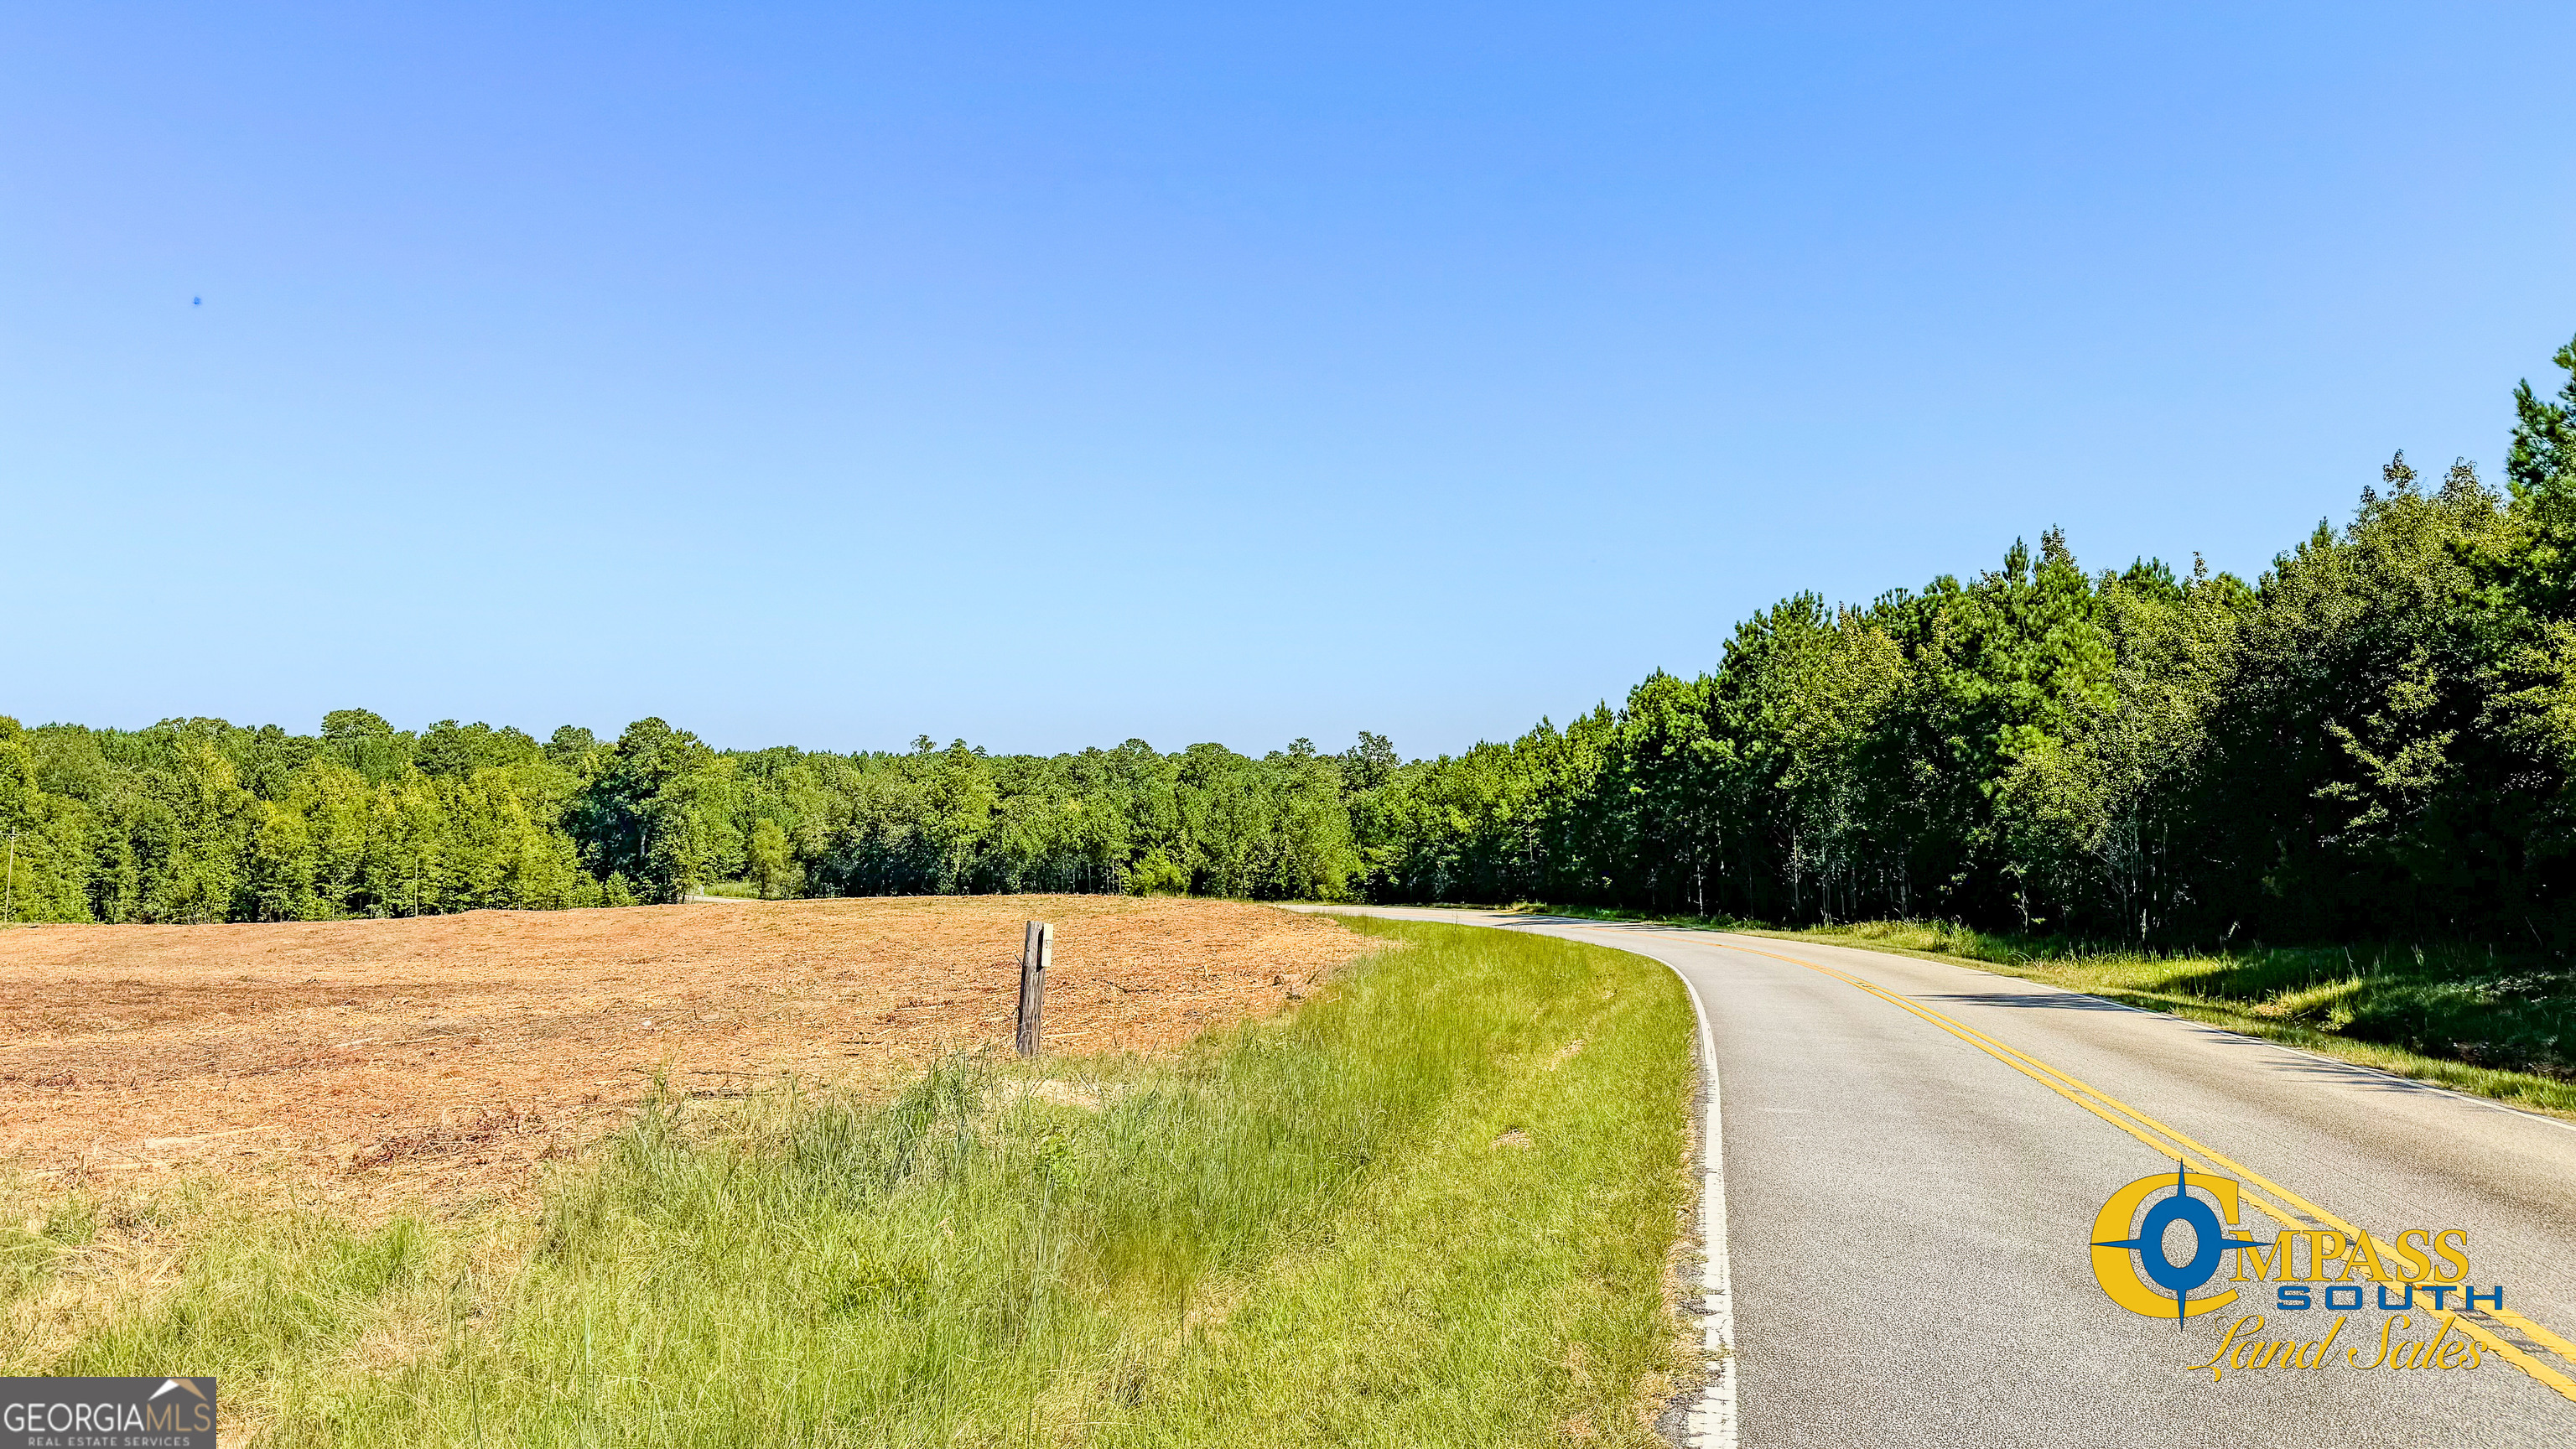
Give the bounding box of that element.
[2091,1161,2264,1324]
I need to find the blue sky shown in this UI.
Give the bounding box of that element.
[6,3,2573,759]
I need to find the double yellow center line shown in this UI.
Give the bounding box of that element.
[1704,936,2576,1406]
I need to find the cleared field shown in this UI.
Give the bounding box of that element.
[14,915,1696,1448]
[0,896,1364,1207]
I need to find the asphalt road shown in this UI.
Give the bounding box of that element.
[1289,906,2576,1449]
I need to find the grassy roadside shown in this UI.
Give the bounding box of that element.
[1507,904,2576,1118]
[3,917,1698,1447]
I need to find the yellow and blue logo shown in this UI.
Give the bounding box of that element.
[2088,1163,2514,1381]
[2089,1161,2262,1322]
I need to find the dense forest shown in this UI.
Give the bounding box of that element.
[7,339,2576,951]
[0,716,1354,922]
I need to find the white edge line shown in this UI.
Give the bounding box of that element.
[1293,906,1738,1447]
[1664,947,1740,1449]
[1506,919,1737,1446]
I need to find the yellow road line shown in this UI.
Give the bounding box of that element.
[2494,1306,2576,1364]
[1700,935,2576,1406]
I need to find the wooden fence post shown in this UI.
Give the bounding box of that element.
[1015,921,1052,1057]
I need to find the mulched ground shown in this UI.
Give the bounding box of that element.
[0,896,1368,1208]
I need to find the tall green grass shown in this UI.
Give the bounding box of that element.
[22,917,1697,1446]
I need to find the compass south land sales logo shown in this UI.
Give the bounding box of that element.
[2090,1163,2504,1379]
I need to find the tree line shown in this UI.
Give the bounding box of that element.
[1359,335,2576,949]
[6,338,2575,950]
[0,713,1358,922]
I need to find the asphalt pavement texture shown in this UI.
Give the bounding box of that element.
[1292,906,2576,1449]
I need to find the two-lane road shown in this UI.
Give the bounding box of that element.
[1291,906,2576,1448]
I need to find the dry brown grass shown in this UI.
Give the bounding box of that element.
[0,896,1367,1210]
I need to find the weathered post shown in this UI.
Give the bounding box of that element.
[1015,921,1052,1056]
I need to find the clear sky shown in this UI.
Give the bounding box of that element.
[6,3,2573,760]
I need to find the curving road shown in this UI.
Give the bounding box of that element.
[1287,906,2576,1449]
